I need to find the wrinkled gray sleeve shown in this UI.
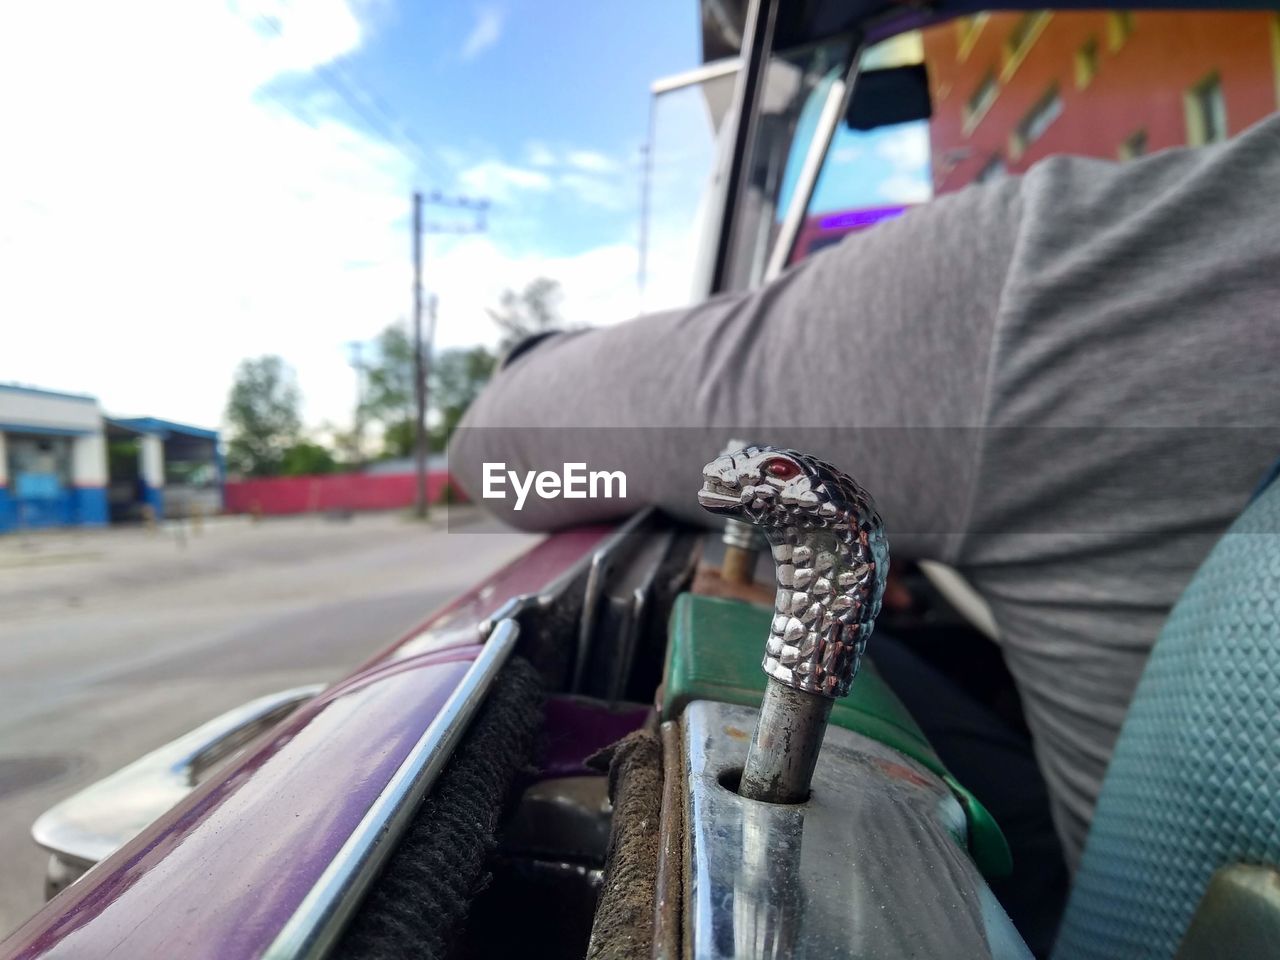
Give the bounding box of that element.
[952,116,1280,867]
[450,179,1025,562]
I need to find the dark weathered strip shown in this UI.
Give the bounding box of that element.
[586,727,664,960]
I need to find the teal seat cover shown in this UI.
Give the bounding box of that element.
[1054,481,1280,959]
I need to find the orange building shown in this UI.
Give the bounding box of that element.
[923,11,1280,193]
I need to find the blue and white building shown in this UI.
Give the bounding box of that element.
[0,383,222,533]
[0,384,109,530]
[104,417,223,522]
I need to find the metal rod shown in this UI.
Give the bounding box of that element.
[718,440,767,585]
[720,544,757,585]
[347,341,366,470]
[739,680,833,804]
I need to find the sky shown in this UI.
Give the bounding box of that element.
[0,0,699,431]
[0,2,932,436]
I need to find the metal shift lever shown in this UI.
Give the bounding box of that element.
[698,445,889,803]
[717,438,768,586]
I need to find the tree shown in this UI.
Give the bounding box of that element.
[358,322,498,457]
[429,346,497,451]
[308,421,364,469]
[486,277,564,352]
[381,418,415,459]
[224,355,303,477]
[280,441,338,476]
[357,323,416,459]
[361,323,416,428]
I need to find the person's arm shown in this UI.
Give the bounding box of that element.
[450,178,1024,564]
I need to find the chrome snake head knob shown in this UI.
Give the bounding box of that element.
[698,445,889,699]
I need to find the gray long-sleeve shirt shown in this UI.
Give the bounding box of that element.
[451,114,1280,868]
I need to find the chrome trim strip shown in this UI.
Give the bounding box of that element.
[32,684,324,870]
[263,619,520,960]
[650,57,740,95]
[477,594,539,639]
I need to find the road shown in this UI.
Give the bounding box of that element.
[0,510,536,937]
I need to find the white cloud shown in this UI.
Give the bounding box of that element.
[237,0,369,74]
[0,1,641,435]
[877,173,932,204]
[875,124,930,171]
[459,144,632,211]
[558,172,630,211]
[422,234,644,350]
[457,160,554,201]
[459,6,503,61]
[435,144,470,169]
[830,143,863,164]
[525,141,557,167]
[0,1,411,430]
[565,149,619,174]
[869,123,931,205]
[523,143,621,174]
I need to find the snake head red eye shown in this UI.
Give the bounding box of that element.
[763,457,801,481]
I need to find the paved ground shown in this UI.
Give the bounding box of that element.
[0,510,536,937]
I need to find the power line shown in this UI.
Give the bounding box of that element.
[245,8,440,179]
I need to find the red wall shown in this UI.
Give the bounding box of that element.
[924,11,1279,192]
[224,470,457,516]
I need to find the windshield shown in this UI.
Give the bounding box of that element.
[642,37,854,308]
[719,38,854,294]
[791,10,1278,263]
[641,63,738,314]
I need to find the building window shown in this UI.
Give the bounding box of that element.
[1107,11,1135,51]
[956,13,989,62]
[1002,11,1051,80]
[976,155,1007,183]
[1271,14,1280,109]
[965,71,1000,132]
[1118,129,1148,160]
[1185,73,1228,145]
[1011,86,1063,157]
[1075,37,1099,89]
[7,434,73,497]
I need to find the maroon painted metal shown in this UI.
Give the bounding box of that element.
[542,697,652,778]
[3,649,477,960]
[0,526,614,960]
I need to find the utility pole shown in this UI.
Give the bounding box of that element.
[409,190,489,520]
[412,192,426,518]
[422,292,438,451]
[638,108,655,305]
[347,340,366,470]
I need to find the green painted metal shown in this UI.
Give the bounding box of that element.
[662,593,1012,878]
